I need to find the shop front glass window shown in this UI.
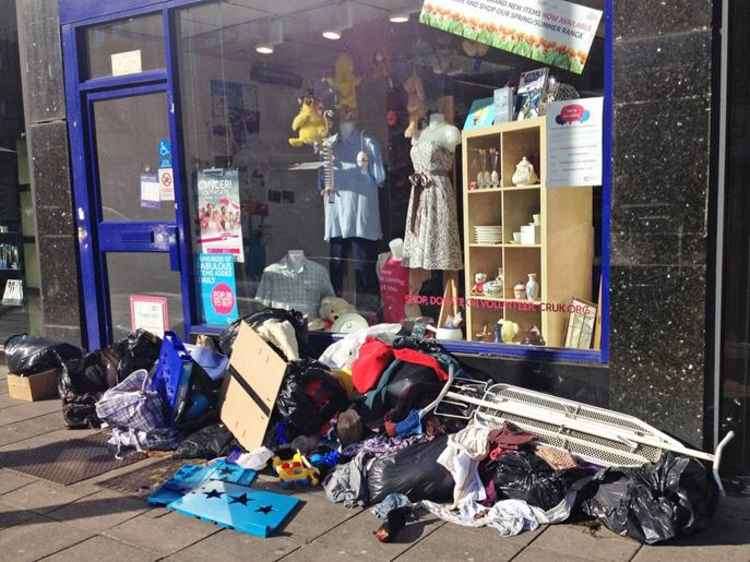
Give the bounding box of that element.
[176,0,606,351]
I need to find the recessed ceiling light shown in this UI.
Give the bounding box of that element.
[322,30,342,40]
[255,43,274,55]
[389,12,410,23]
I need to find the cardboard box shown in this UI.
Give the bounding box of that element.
[7,368,60,401]
[219,322,288,452]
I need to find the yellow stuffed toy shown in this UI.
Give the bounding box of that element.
[289,92,329,147]
[325,53,361,116]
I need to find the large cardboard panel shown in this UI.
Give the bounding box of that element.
[219,322,288,451]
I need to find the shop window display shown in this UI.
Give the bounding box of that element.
[176,0,605,351]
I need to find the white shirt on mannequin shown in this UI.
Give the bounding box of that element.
[415,113,460,151]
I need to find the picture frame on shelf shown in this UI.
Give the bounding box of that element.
[564,297,597,349]
[515,68,549,120]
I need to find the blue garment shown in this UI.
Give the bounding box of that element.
[320,129,385,241]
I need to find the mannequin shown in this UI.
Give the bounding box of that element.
[321,117,385,312]
[287,249,305,269]
[402,112,463,316]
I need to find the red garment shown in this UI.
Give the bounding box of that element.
[380,257,409,323]
[487,425,536,461]
[352,338,395,394]
[392,348,449,381]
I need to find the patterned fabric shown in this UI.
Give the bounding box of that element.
[403,139,463,270]
[320,129,386,241]
[255,255,335,317]
[95,369,167,434]
[535,445,579,471]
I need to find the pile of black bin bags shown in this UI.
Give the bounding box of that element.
[1,310,722,545]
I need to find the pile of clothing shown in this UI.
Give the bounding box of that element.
[4,310,721,546]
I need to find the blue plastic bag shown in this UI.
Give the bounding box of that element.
[151,331,193,411]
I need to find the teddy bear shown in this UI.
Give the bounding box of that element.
[289,91,330,148]
[472,272,488,295]
[308,296,356,331]
[403,73,426,139]
[325,53,361,116]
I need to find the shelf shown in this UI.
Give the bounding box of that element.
[469,295,542,305]
[503,244,541,248]
[503,184,541,191]
[469,243,503,248]
[468,187,503,194]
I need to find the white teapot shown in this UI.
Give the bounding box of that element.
[512,156,539,186]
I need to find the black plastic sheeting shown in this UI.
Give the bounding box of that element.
[4,335,83,376]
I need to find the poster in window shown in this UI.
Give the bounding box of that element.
[420,0,603,74]
[197,254,239,326]
[197,168,245,263]
[129,295,168,338]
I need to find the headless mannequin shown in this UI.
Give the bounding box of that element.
[408,113,461,321]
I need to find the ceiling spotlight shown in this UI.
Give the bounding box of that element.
[322,1,353,41]
[322,30,342,40]
[389,12,410,23]
[256,19,284,55]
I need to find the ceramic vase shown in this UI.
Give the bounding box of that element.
[526,273,539,301]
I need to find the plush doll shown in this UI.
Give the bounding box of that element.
[317,296,356,331]
[289,91,329,147]
[325,53,361,116]
[403,73,426,139]
[472,272,488,295]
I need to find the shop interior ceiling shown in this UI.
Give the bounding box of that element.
[178,0,605,91]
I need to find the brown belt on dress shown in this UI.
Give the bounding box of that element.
[409,171,450,234]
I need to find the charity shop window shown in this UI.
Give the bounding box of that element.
[176,0,608,354]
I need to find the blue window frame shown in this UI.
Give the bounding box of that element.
[60,0,613,364]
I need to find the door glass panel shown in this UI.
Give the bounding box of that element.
[107,253,183,342]
[84,13,165,79]
[94,93,175,222]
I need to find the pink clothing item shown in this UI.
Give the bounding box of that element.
[380,257,409,323]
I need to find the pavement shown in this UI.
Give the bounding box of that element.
[0,366,748,562]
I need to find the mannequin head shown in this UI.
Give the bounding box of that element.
[287,249,305,268]
[340,119,356,139]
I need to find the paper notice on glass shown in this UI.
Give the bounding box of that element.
[129,295,168,338]
[159,168,175,201]
[111,49,142,76]
[546,97,604,187]
[140,173,161,208]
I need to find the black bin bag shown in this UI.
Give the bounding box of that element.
[367,435,454,504]
[217,308,308,358]
[4,335,83,376]
[481,451,586,511]
[580,452,719,544]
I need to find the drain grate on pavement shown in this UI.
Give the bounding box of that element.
[0,432,146,485]
[97,457,186,497]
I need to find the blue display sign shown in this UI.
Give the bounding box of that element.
[159,138,172,168]
[197,254,239,326]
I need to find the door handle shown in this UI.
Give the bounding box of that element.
[167,227,180,272]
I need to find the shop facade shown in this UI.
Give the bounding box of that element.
[12,0,745,476]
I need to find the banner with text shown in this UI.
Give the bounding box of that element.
[420,0,603,74]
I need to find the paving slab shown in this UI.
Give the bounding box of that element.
[513,545,608,562]
[280,508,445,562]
[0,479,96,514]
[41,534,158,562]
[0,499,38,529]
[0,400,62,424]
[531,523,641,562]
[162,528,300,562]
[104,508,220,555]
[280,489,363,544]
[0,412,65,447]
[394,523,543,562]
[46,489,150,532]
[0,468,38,494]
[0,512,93,562]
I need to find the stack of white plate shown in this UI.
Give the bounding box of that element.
[474,225,502,245]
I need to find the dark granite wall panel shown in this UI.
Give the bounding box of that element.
[610,1,716,447]
[16,0,65,123]
[17,0,82,345]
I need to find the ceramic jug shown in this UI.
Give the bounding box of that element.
[512,156,539,186]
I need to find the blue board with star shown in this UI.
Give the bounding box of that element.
[148,460,256,507]
[167,481,300,538]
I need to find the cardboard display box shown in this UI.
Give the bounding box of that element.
[7,368,60,401]
[219,322,288,452]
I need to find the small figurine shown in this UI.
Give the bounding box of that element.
[476,324,493,342]
[325,53,361,116]
[522,326,546,346]
[514,282,526,300]
[472,272,488,295]
[511,156,539,186]
[289,91,329,147]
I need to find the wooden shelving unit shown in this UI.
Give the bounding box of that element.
[462,117,593,347]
